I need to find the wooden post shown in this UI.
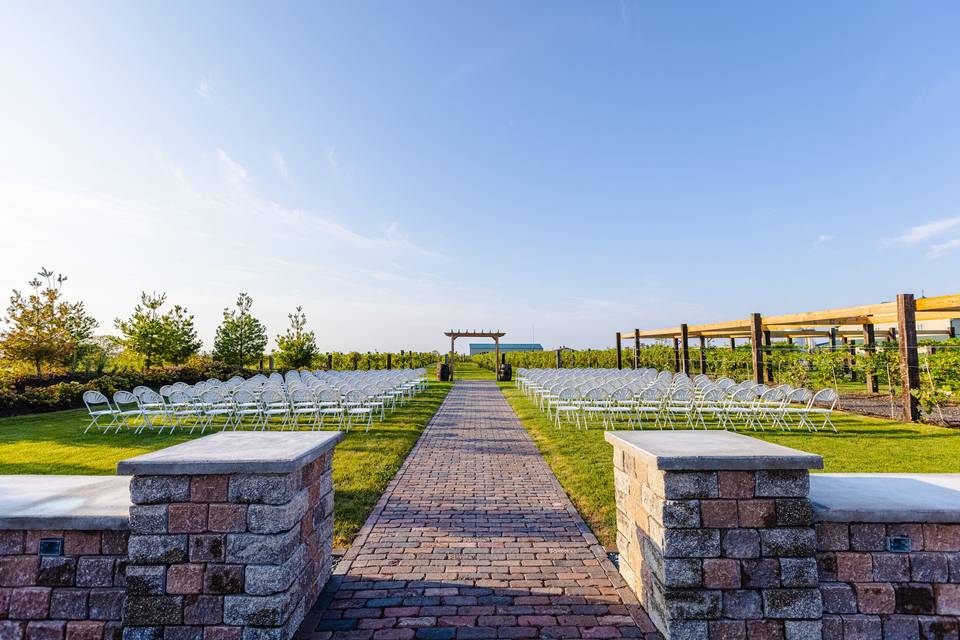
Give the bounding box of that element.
[829,328,837,350]
[786,336,794,346]
[862,324,878,393]
[259,357,264,372]
[616,332,623,370]
[749,313,764,384]
[841,337,851,377]
[762,330,773,382]
[949,323,957,339]
[698,336,707,374]
[679,324,690,374]
[897,293,921,422]
[556,349,562,369]
[450,336,456,381]
[495,337,501,381]
[729,337,736,350]
[634,330,640,369]
[268,354,275,371]
[352,353,358,370]
[672,338,680,373]
[386,353,392,370]
[327,353,333,370]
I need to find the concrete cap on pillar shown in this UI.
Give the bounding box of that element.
[117,431,343,475]
[604,431,823,471]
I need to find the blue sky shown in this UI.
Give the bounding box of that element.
[1,1,959,352]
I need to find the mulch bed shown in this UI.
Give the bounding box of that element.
[838,393,960,427]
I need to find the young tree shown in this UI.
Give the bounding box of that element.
[212,292,268,368]
[115,292,202,369]
[275,305,318,369]
[0,268,98,375]
[165,305,203,364]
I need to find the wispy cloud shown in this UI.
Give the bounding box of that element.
[195,74,216,102]
[928,237,960,259]
[812,234,835,249]
[884,216,960,245]
[882,216,960,259]
[213,148,443,259]
[325,145,341,178]
[271,150,294,187]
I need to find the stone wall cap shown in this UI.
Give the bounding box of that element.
[117,431,344,476]
[0,475,131,530]
[811,473,960,523]
[604,431,823,471]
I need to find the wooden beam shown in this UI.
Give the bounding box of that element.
[897,294,921,422]
[862,324,877,393]
[916,293,960,312]
[764,302,897,327]
[680,324,690,374]
[749,313,764,385]
[616,332,623,370]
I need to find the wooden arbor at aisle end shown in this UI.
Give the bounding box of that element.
[444,330,506,380]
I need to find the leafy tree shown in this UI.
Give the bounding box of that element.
[115,292,202,369]
[0,268,98,375]
[275,306,317,369]
[212,292,268,368]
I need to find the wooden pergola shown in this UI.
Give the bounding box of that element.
[444,330,506,381]
[615,293,960,422]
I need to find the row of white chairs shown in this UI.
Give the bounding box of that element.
[82,369,427,435]
[516,368,838,432]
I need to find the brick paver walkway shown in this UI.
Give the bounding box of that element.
[298,381,659,640]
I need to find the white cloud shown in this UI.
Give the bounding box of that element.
[813,234,835,249]
[271,150,294,187]
[884,216,960,246]
[928,237,960,259]
[195,74,216,102]
[882,216,960,260]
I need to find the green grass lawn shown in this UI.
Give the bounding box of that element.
[452,360,497,380]
[498,382,960,550]
[0,382,451,548]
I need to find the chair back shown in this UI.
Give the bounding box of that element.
[83,390,111,412]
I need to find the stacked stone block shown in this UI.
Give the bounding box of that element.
[121,447,337,640]
[608,431,823,640]
[0,529,128,640]
[817,521,960,639]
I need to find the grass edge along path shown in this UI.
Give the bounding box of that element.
[0,381,452,548]
[497,381,960,550]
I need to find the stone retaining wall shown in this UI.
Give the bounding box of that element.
[0,529,128,640]
[817,521,960,638]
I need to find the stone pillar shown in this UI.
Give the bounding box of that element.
[606,431,824,639]
[118,431,342,640]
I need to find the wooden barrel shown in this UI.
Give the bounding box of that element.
[436,363,451,381]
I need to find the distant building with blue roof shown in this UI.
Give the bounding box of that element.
[469,343,543,356]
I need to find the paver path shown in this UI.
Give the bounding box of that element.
[298,380,660,640]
